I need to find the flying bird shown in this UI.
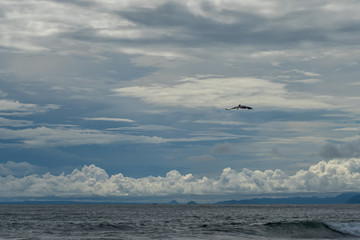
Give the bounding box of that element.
[225,104,253,110]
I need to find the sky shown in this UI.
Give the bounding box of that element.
[1,0,360,202]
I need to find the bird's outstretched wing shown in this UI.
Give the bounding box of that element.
[225,106,238,110]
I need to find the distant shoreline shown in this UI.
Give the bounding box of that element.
[1,192,360,205]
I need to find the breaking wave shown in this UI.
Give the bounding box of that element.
[253,220,360,238]
[326,222,360,237]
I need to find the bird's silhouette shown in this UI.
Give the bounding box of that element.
[225,104,253,110]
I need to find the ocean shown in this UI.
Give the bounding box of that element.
[1,204,360,239]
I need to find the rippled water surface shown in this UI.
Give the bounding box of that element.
[1,204,360,239]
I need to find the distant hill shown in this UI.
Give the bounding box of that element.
[347,194,360,204]
[216,192,360,205]
[1,193,360,205]
[0,200,142,205]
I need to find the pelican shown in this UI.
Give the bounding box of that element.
[225,104,253,110]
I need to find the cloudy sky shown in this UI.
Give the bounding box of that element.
[1,0,360,201]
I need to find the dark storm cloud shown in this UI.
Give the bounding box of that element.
[49,0,95,8]
[211,142,236,155]
[321,141,360,160]
[117,2,328,47]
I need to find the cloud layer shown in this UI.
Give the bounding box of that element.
[114,76,332,110]
[1,0,360,190]
[1,158,360,198]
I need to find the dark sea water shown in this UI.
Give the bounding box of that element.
[1,204,360,239]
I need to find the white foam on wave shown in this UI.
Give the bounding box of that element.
[326,222,360,237]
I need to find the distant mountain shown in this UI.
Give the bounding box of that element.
[216,192,360,205]
[0,200,145,205]
[347,194,360,204]
[2,193,360,205]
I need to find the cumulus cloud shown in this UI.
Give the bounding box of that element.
[114,76,332,110]
[1,158,360,198]
[0,161,43,177]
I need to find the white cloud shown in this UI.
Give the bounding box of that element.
[0,99,59,116]
[334,127,360,131]
[0,161,42,177]
[0,126,165,147]
[84,117,135,123]
[114,76,332,110]
[0,90,8,98]
[184,120,247,126]
[0,116,32,127]
[1,158,360,198]
[291,79,321,84]
[118,47,189,60]
[0,125,242,147]
[107,125,178,131]
[290,69,322,77]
